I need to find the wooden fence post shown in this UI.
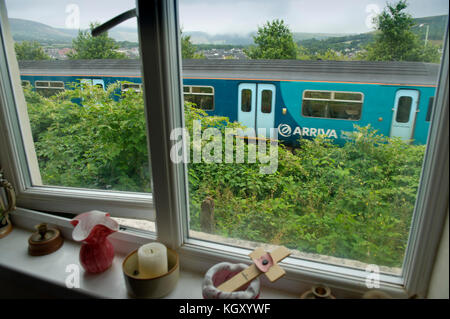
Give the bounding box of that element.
[200,197,214,233]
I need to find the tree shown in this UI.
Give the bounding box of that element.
[181,32,205,59]
[14,41,50,60]
[245,19,297,59]
[364,0,440,62]
[68,23,127,59]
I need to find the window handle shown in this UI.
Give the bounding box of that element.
[92,8,137,37]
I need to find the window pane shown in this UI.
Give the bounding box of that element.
[184,94,214,110]
[304,91,331,99]
[302,100,327,117]
[241,89,252,112]
[7,0,153,195]
[192,86,213,94]
[334,92,363,101]
[179,0,446,275]
[261,90,272,113]
[183,86,190,93]
[396,96,412,123]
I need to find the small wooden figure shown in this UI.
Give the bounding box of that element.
[217,246,291,293]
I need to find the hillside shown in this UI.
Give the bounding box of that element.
[8,14,447,50]
[9,18,139,45]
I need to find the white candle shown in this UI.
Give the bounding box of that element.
[137,242,168,278]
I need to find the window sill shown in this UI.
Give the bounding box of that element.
[0,209,296,299]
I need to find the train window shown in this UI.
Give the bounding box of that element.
[261,90,272,113]
[183,85,214,110]
[302,90,363,120]
[34,80,65,97]
[122,83,142,92]
[21,80,30,87]
[241,89,252,112]
[304,91,331,100]
[396,96,413,123]
[426,97,434,122]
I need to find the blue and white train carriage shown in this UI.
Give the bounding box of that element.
[19,59,439,145]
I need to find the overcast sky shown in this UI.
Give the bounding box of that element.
[5,0,449,34]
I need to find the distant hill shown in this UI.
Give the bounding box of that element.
[9,18,74,44]
[297,15,447,55]
[9,18,139,45]
[8,14,447,48]
[413,14,448,41]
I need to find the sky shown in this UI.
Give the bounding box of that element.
[4,0,449,34]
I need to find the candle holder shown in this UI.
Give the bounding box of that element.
[122,247,179,298]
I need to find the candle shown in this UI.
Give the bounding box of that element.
[137,242,168,278]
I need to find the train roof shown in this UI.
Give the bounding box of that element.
[19,59,440,86]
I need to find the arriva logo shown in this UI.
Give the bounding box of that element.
[277,124,338,139]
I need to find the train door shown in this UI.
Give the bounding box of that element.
[93,79,105,90]
[390,89,419,142]
[238,83,275,137]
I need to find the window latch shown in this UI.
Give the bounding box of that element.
[92,8,137,37]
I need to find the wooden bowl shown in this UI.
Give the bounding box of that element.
[122,248,179,298]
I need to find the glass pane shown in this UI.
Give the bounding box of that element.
[329,101,362,120]
[241,89,252,112]
[261,90,272,113]
[304,91,331,99]
[179,0,446,275]
[334,92,363,101]
[396,96,413,123]
[7,0,152,194]
[184,94,214,110]
[192,86,213,94]
[183,86,190,93]
[49,82,64,88]
[302,100,327,117]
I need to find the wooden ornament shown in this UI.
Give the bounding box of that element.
[217,246,291,293]
[28,223,64,256]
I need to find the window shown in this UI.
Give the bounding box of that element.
[0,0,154,221]
[21,80,30,87]
[122,83,142,92]
[396,96,412,123]
[426,97,434,122]
[302,90,363,120]
[241,89,252,112]
[34,81,65,97]
[183,85,214,110]
[261,90,272,113]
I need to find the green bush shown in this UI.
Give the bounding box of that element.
[25,84,425,267]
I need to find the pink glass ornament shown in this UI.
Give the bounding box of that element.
[70,210,119,274]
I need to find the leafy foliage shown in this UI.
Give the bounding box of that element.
[25,83,149,191]
[25,85,424,267]
[68,23,127,60]
[245,19,297,59]
[14,41,50,60]
[363,0,441,63]
[181,31,205,59]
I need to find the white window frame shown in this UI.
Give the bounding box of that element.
[0,0,448,298]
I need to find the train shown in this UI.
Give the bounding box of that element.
[18,59,439,145]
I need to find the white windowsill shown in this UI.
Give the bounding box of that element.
[0,210,297,299]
